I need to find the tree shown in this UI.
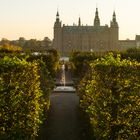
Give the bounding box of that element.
[41,37,52,49]
[18,37,26,47]
[0,38,10,46]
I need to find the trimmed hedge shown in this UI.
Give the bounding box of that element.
[77,53,140,139]
[0,56,50,140]
[26,50,60,79]
[0,49,60,79]
[121,48,140,62]
[70,51,97,84]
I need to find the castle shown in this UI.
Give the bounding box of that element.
[53,8,119,56]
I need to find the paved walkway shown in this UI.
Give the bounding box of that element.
[45,92,82,140]
[37,92,89,140]
[37,64,89,140]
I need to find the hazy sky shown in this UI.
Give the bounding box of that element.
[0,0,140,40]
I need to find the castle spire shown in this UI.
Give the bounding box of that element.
[111,11,118,27]
[54,10,61,28]
[56,10,60,21]
[78,17,81,26]
[94,8,100,27]
[113,11,116,22]
[56,11,59,16]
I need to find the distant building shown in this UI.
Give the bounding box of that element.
[119,35,140,50]
[119,39,136,51]
[53,8,119,56]
[135,35,140,48]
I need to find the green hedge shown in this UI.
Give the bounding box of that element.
[0,56,50,140]
[26,50,60,79]
[121,51,140,62]
[0,49,60,79]
[70,51,97,83]
[77,53,140,139]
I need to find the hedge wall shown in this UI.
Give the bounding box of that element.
[70,51,97,84]
[0,56,50,140]
[77,53,140,140]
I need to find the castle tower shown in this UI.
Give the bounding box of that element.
[53,11,63,54]
[94,8,100,27]
[110,11,119,51]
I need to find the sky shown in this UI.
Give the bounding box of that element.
[0,0,140,40]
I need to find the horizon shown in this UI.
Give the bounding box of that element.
[0,0,140,40]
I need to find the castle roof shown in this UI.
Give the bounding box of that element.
[62,25,109,34]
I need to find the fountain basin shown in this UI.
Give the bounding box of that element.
[53,86,76,93]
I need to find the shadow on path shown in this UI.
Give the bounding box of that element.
[37,92,91,140]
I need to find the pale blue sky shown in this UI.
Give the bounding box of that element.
[0,0,140,40]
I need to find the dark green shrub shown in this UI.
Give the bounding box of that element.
[121,48,140,62]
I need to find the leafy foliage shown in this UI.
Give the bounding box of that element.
[0,56,51,140]
[70,51,97,84]
[26,50,60,79]
[0,37,52,52]
[0,44,22,53]
[121,48,140,62]
[76,53,140,139]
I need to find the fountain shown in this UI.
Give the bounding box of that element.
[54,63,75,92]
[61,64,65,87]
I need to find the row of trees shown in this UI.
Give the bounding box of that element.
[0,37,52,52]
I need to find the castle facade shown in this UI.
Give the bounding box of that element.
[53,8,119,56]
